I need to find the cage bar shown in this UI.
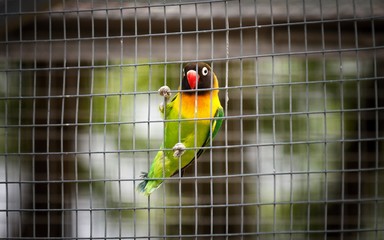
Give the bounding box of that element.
[0,0,383,239]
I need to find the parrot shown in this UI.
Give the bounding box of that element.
[137,62,224,196]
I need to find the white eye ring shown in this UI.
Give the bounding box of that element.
[202,67,209,76]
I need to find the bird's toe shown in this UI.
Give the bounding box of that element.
[172,142,186,158]
[159,102,164,113]
[158,86,171,99]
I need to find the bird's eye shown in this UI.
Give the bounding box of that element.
[202,67,209,76]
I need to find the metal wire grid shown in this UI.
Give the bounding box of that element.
[0,0,384,239]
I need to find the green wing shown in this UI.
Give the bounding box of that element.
[159,93,178,118]
[198,105,224,157]
[175,106,224,176]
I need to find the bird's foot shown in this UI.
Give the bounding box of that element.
[173,142,186,158]
[158,86,171,99]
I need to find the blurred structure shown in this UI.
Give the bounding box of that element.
[1,0,383,239]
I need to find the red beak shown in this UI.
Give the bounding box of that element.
[187,70,199,89]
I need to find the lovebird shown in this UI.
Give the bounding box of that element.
[137,62,224,196]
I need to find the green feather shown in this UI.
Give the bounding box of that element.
[137,98,223,196]
[137,62,223,196]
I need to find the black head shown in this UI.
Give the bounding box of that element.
[182,62,214,94]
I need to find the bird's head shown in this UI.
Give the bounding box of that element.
[182,62,217,94]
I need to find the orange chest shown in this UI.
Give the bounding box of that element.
[172,93,219,119]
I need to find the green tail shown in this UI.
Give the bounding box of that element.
[136,172,149,194]
[136,172,163,196]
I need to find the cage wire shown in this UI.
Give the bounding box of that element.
[0,0,384,239]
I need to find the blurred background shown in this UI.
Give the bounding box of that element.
[0,0,383,239]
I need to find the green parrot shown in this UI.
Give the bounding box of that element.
[137,62,224,196]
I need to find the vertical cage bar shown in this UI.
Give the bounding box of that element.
[89,1,95,237]
[74,1,81,236]
[268,0,277,238]
[224,1,230,238]
[319,1,328,239]
[370,0,379,239]
[46,0,52,236]
[4,0,10,235]
[117,2,123,239]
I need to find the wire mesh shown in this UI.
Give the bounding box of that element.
[0,0,383,239]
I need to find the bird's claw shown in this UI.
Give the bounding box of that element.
[159,102,164,113]
[158,86,171,99]
[173,142,186,158]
